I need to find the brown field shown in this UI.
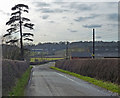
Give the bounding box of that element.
[55,58,119,84]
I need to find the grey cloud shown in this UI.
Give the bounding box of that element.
[37,2,94,14]
[63,9,69,12]
[43,34,47,36]
[107,13,118,21]
[106,2,117,8]
[39,8,67,13]
[53,2,66,5]
[70,30,77,33]
[54,9,64,13]
[70,23,73,25]
[35,2,70,13]
[107,24,118,27]
[71,4,92,10]
[42,15,49,19]
[33,2,50,7]
[40,34,47,37]
[67,29,77,33]
[62,3,96,11]
[40,8,54,13]
[49,21,55,23]
[96,36,102,39]
[62,16,67,19]
[53,0,64,2]
[83,24,102,28]
[0,10,9,16]
[74,14,99,22]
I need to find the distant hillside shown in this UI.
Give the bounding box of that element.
[25,41,118,58]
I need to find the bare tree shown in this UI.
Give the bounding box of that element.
[3,4,34,60]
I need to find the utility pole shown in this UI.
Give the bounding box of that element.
[92,28,95,58]
[66,41,69,60]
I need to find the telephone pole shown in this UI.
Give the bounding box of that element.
[92,28,95,58]
[66,41,69,60]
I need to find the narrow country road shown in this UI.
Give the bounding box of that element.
[25,62,117,96]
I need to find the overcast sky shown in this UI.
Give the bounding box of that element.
[0,0,119,44]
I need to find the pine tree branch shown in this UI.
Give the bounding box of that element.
[24,23,34,29]
[24,38,33,41]
[11,11,20,16]
[23,33,34,37]
[6,16,20,25]
[3,33,11,37]
[22,17,30,22]
[6,39,19,44]
[11,4,29,10]
[23,10,29,13]
[7,28,16,33]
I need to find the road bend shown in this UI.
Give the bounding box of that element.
[25,62,117,96]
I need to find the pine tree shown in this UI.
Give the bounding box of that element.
[4,4,34,60]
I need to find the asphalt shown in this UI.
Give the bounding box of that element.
[25,62,118,96]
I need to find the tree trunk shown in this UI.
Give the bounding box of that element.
[19,9,24,60]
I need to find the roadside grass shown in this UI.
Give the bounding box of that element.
[50,66,120,94]
[30,57,64,62]
[9,66,33,96]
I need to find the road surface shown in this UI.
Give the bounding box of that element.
[25,62,117,96]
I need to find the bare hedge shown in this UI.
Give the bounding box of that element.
[55,59,119,84]
[2,59,29,96]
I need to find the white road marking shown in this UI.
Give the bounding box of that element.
[55,72,114,96]
[33,72,35,76]
[55,72,88,88]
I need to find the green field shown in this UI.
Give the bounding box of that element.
[30,57,64,62]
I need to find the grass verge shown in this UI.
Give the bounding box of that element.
[9,66,33,96]
[50,66,120,94]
